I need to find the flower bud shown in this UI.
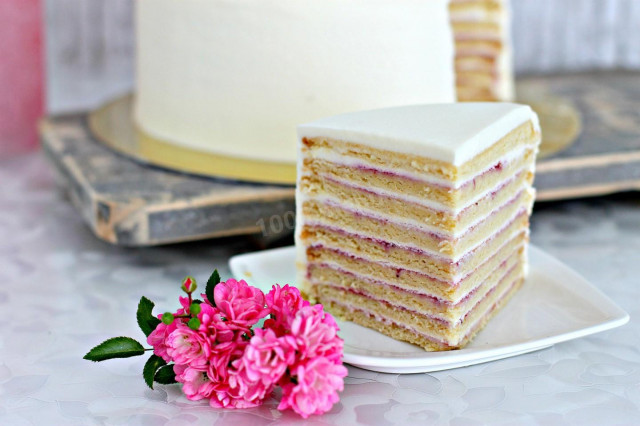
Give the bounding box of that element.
[162,312,174,325]
[181,276,197,293]
[188,317,201,330]
[190,303,202,315]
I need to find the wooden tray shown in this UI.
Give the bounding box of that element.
[40,72,640,246]
[520,71,640,200]
[40,115,295,246]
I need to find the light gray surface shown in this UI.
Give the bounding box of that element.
[1,152,639,425]
[44,0,640,113]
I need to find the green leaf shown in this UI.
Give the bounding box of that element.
[143,355,166,389]
[205,269,221,306]
[137,296,161,337]
[83,337,145,362]
[154,364,177,385]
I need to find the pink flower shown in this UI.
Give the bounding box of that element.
[175,296,191,313]
[266,284,309,329]
[147,297,191,362]
[278,357,348,418]
[198,302,253,351]
[165,323,211,369]
[206,339,247,383]
[144,276,347,416]
[227,365,274,407]
[207,365,269,410]
[147,321,178,362]
[174,364,215,401]
[213,279,269,328]
[290,305,343,363]
[197,303,228,343]
[208,383,264,409]
[234,328,297,386]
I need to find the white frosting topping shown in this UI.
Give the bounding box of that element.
[135,0,456,163]
[298,103,540,166]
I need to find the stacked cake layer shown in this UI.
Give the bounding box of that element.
[295,103,540,351]
[450,0,514,101]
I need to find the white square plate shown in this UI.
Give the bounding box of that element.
[229,245,628,373]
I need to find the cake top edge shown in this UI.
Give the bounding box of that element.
[297,103,540,166]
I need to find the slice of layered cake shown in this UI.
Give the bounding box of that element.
[295,103,540,351]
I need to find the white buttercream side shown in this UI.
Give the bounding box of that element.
[298,103,540,166]
[135,0,455,164]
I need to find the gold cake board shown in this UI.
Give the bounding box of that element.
[90,72,640,205]
[88,95,297,185]
[88,89,581,186]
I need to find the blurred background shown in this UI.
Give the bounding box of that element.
[2,0,640,157]
[1,5,640,424]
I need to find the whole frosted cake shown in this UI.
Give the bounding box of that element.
[135,0,513,165]
[295,103,540,350]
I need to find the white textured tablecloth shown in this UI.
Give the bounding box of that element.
[1,153,639,425]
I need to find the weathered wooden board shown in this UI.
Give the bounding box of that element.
[40,72,640,246]
[40,115,295,246]
[529,71,640,200]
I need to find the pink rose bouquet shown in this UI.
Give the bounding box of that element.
[84,270,347,418]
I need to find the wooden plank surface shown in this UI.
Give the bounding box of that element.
[529,71,640,200]
[40,71,640,246]
[40,115,295,246]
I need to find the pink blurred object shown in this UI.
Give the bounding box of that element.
[0,0,44,157]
